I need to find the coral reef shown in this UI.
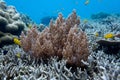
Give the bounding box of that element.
[0,12,119,80]
[82,13,120,53]
[0,1,26,47]
[20,11,89,67]
[0,45,119,80]
[0,0,119,79]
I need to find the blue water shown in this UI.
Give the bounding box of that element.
[4,0,120,24]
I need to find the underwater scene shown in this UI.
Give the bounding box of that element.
[0,0,120,80]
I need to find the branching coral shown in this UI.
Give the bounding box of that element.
[20,11,89,67]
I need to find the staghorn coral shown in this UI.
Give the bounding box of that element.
[20,11,89,67]
[0,45,119,80]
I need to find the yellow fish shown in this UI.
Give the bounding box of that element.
[94,32,99,37]
[104,33,114,39]
[13,37,21,46]
[28,24,32,29]
[83,19,88,24]
[16,53,21,58]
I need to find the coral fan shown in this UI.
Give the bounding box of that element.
[20,11,89,67]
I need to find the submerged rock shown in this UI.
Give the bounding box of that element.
[96,40,120,54]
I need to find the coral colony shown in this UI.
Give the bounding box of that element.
[0,0,120,80]
[20,11,89,67]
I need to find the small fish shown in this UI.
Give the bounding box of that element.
[13,37,21,46]
[3,50,8,55]
[83,19,88,24]
[94,31,102,37]
[28,24,32,29]
[16,53,21,58]
[104,33,114,39]
[94,32,99,37]
[85,0,90,5]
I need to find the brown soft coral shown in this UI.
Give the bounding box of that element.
[63,25,89,67]
[20,11,89,67]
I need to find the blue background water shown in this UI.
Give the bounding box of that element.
[4,0,120,24]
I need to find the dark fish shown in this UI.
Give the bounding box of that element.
[3,50,8,55]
